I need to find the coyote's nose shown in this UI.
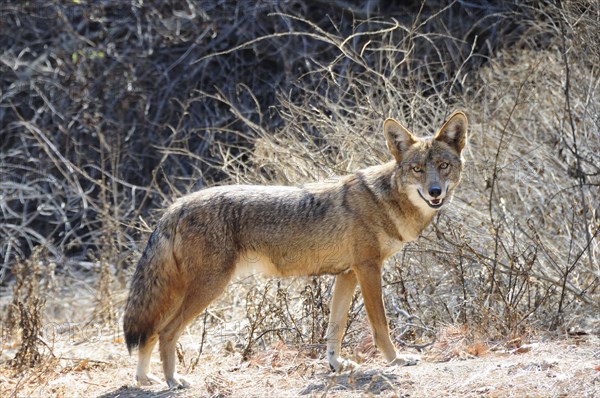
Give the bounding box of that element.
[429,186,442,198]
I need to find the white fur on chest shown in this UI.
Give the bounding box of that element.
[379,188,436,258]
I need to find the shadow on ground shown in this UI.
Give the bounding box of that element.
[97,385,187,398]
[301,369,405,395]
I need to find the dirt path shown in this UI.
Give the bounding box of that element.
[2,334,598,397]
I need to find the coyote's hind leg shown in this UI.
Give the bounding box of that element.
[159,264,235,389]
[136,334,162,386]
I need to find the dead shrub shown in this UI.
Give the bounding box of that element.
[7,246,50,371]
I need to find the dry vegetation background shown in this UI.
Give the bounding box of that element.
[0,0,599,397]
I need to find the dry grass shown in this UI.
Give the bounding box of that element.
[1,0,599,396]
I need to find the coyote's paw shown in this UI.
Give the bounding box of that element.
[136,373,162,386]
[166,374,191,390]
[329,357,359,373]
[388,353,421,367]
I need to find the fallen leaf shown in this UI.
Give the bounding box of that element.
[512,343,539,354]
[73,359,90,372]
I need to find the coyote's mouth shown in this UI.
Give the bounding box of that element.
[417,190,444,209]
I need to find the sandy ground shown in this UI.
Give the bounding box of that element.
[1,330,599,398]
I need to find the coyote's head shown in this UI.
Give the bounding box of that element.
[384,111,468,212]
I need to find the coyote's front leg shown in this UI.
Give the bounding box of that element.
[354,262,420,367]
[326,271,359,372]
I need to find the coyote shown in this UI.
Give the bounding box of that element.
[123,111,468,388]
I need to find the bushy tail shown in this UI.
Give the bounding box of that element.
[123,213,181,353]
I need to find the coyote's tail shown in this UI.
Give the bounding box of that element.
[123,212,182,353]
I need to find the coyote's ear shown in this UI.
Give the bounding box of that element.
[384,118,417,163]
[434,111,468,154]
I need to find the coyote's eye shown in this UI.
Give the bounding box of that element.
[412,165,423,173]
[439,162,449,170]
